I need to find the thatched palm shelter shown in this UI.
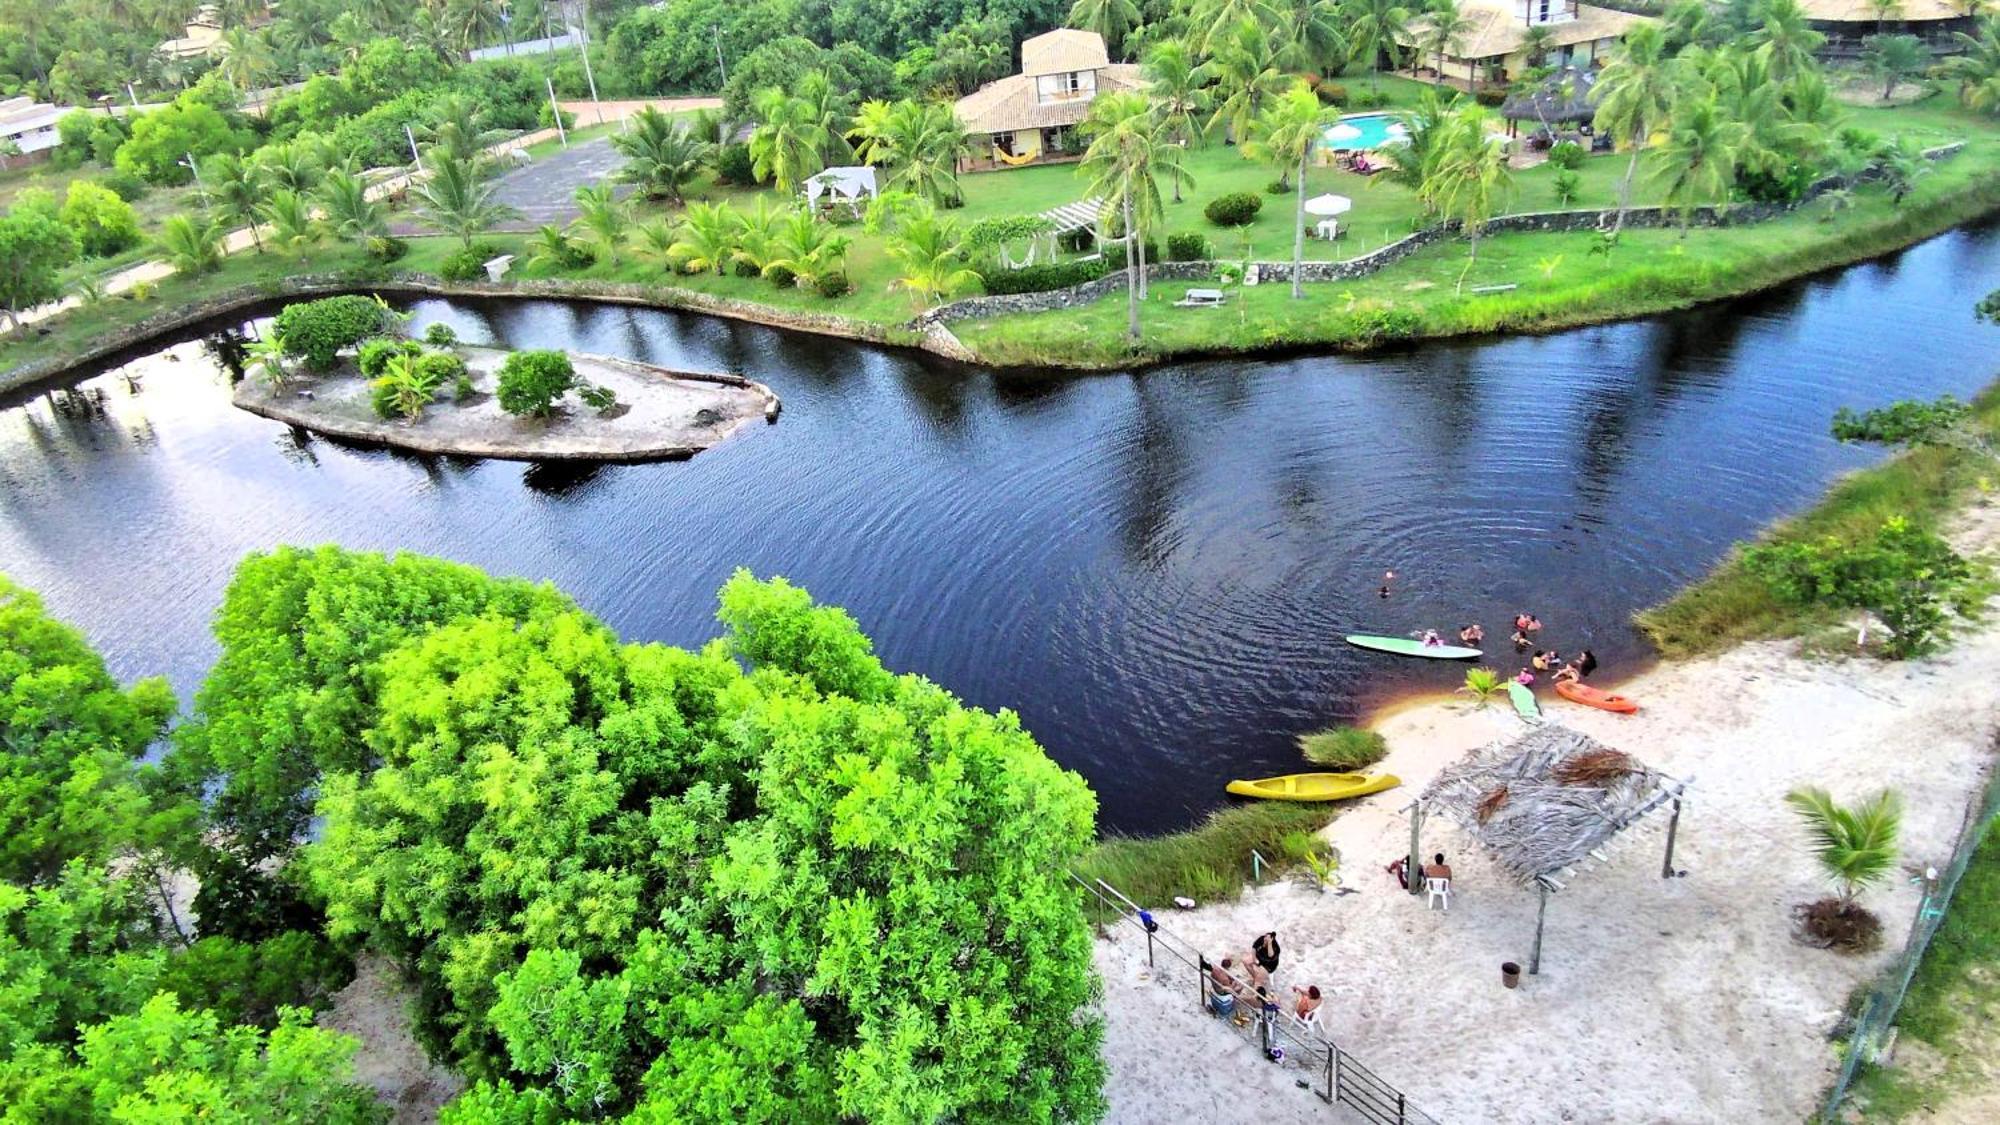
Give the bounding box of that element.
[1499,68,1599,139]
[1408,724,1691,973]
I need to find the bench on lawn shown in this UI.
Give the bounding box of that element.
[1175,287,1226,308]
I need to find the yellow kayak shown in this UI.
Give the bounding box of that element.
[1225,771,1401,802]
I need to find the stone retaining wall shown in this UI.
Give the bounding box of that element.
[922,142,1968,324]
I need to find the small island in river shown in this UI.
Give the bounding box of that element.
[235,344,779,463]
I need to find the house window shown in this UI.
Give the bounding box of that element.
[1064,71,1084,94]
[1045,125,1073,153]
[993,131,1015,156]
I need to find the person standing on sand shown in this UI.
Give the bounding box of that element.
[1252,931,1281,976]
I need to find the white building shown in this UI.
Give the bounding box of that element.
[0,97,65,169]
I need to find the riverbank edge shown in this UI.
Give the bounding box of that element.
[8,163,2000,393]
[233,348,782,463]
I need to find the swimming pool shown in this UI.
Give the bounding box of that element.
[1320,113,1407,152]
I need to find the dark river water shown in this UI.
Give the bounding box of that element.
[5,225,1999,835]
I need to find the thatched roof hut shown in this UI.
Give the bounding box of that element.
[1499,67,1599,128]
[1409,723,1691,973]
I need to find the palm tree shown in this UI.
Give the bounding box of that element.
[316,170,389,246]
[1784,787,1902,905]
[415,151,521,248]
[1068,0,1142,59]
[1206,18,1288,145]
[1862,34,1931,100]
[446,0,506,58]
[762,208,852,289]
[568,184,629,266]
[1377,88,1455,212]
[750,87,828,196]
[1753,0,1828,83]
[885,204,984,308]
[1649,93,1746,234]
[1143,40,1213,156]
[1662,0,1718,50]
[1869,0,1905,33]
[262,189,321,262]
[632,218,679,269]
[421,95,505,166]
[1940,16,2000,113]
[611,107,712,203]
[158,214,227,276]
[202,154,269,253]
[669,201,741,275]
[1081,90,1180,341]
[1457,667,1503,705]
[731,197,787,275]
[1876,134,1934,204]
[848,100,972,205]
[1274,0,1348,75]
[216,27,277,91]
[525,224,588,271]
[1706,48,1790,186]
[1521,24,1555,69]
[1244,83,1337,298]
[1192,0,1281,54]
[1593,23,1677,234]
[795,70,856,166]
[1421,0,1478,85]
[254,142,323,195]
[1345,0,1412,93]
[1426,106,1513,268]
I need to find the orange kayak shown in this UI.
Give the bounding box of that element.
[1554,680,1638,713]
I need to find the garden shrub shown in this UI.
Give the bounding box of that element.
[765,264,797,288]
[58,181,142,258]
[496,350,577,417]
[1546,141,1585,171]
[1166,232,1211,261]
[974,257,1110,295]
[415,351,468,389]
[273,295,392,369]
[1205,192,1263,227]
[1474,88,1507,107]
[1348,89,1390,109]
[357,336,423,378]
[423,322,458,347]
[100,170,149,202]
[733,258,761,278]
[368,235,409,262]
[814,270,851,298]
[1315,82,1348,106]
[439,242,504,282]
[1739,160,1819,205]
[453,373,477,399]
[713,142,757,186]
[1265,179,1290,195]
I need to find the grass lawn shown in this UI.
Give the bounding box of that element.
[1074,802,1338,918]
[1848,819,2000,1120]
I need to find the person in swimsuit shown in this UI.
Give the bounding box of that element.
[1292,985,1323,1021]
[1530,651,1550,673]
[1554,662,1581,684]
[1421,630,1442,647]
[1459,624,1484,645]
[1578,649,1598,677]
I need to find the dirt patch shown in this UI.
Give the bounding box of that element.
[318,952,464,1123]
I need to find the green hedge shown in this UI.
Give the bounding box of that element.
[976,258,1110,295]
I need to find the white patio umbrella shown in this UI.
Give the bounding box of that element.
[1323,122,1363,144]
[1303,193,1353,217]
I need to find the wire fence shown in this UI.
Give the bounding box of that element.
[1818,764,2000,1121]
[1073,873,1439,1125]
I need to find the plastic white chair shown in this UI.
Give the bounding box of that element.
[1425,876,1451,912]
[1291,1006,1326,1040]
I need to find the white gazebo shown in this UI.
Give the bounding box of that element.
[803,166,879,216]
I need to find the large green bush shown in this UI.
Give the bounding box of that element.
[273,296,394,370]
[58,182,140,258]
[438,242,502,282]
[495,350,577,417]
[1204,191,1264,227]
[1166,232,1212,261]
[975,257,1110,295]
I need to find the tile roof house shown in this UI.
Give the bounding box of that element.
[1401,0,1651,88]
[0,97,65,170]
[953,29,1146,171]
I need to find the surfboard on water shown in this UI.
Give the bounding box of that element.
[1343,634,1483,660]
[1508,681,1540,720]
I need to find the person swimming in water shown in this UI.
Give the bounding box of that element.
[1577,649,1598,677]
[1421,630,1443,647]
[1459,624,1484,645]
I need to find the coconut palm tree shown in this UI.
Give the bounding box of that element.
[202,154,269,253]
[1206,18,1288,144]
[795,70,856,166]
[1862,33,1931,101]
[1869,0,1905,33]
[1425,106,1513,268]
[1345,0,1413,93]
[262,189,321,262]
[1274,0,1349,75]
[1784,787,1902,904]
[1940,16,2000,113]
[525,224,588,270]
[885,204,983,308]
[414,151,521,248]
[611,107,712,203]
[1421,0,1478,85]
[1521,24,1555,69]
[254,142,324,195]
[158,214,227,276]
[762,208,852,289]
[1243,83,1337,298]
[1191,0,1282,54]
[1705,48,1791,185]
[446,0,506,58]
[750,87,828,196]
[731,197,788,275]
[1593,23,1677,234]
[632,218,679,269]
[316,170,389,246]
[568,184,629,266]
[1081,90,1181,341]
[1068,0,1143,59]
[847,100,971,205]
[1143,39,1213,155]
[669,201,740,274]
[1377,88,1455,213]
[216,27,277,91]
[1752,0,1827,83]
[421,95,506,166]
[1648,93,1746,234]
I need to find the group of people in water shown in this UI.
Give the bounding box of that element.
[1420,612,1599,686]
[1203,930,1322,1041]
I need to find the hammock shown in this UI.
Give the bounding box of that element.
[993,145,1037,167]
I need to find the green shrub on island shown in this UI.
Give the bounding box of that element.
[439,242,505,283]
[577,383,618,413]
[422,322,458,348]
[371,351,448,421]
[1167,232,1212,261]
[496,350,578,418]
[273,296,395,370]
[357,337,423,379]
[1205,192,1263,227]
[814,270,852,299]
[1297,725,1388,768]
[415,351,468,389]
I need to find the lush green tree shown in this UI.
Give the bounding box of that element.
[0,205,79,328]
[1342,0,1411,92]
[415,150,521,248]
[1274,0,1348,74]
[1425,103,1514,265]
[1744,517,1981,657]
[1379,88,1455,214]
[255,141,326,195]
[670,201,742,275]
[762,207,853,289]
[1069,0,1142,59]
[156,212,225,277]
[216,27,278,91]
[115,99,251,185]
[495,349,579,416]
[271,294,396,370]
[568,183,630,267]
[1081,89,1186,338]
[1940,16,2000,114]
[1650,93,1746,233]
[1752,0,1827,82]
[1784,787,1903,903]
[1244,82,1337,297]
[1420,0,1477,84]
[751,84,831,195]
[1205,17,1287,145]
[316,169,391,246]
[847,98,971,205]
[1861,33,1930,100]
[1142,39,1212,162]
[885,202,983,307]
[56,180,141,258]
[262,188,322,263]
[203,153,271,253]
[1191,0,1280,54]
[612,106,713,203]
[1592,23,1677,234]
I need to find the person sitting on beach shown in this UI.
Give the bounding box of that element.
[1245,957,1272,992]
[1385,855,1410,889]
[1530,650,1550,673]
[1423,852,1453,883]
[1578,649,1598,677]
[1292,985,1323,1021]
[1554,662,1581,684]
[1210,957,1242,994]
[1459,624,1484,645]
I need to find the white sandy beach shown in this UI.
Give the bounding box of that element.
[1096,507,2000,1125]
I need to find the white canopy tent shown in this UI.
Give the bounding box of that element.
[803,166,879,214]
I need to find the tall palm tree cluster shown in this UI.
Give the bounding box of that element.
[739,71,974,207]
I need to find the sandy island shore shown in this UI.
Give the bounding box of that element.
[234,346,778,462]
[1095,505,2000,1125]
